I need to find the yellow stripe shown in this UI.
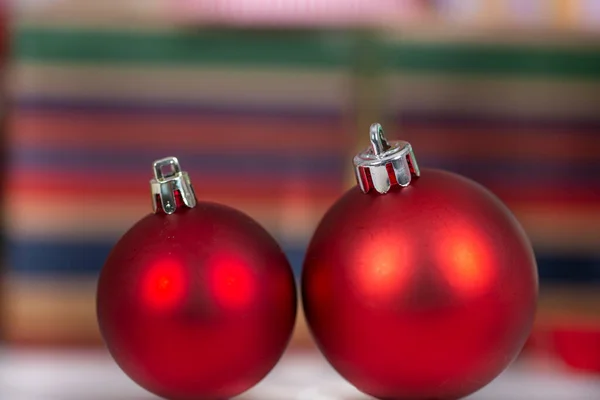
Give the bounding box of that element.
[2,277,312,346]
[515,205,600,254]
[5,197,334,242]
[3,278,598,345]
[6,196,600,253]
[537,285,600,322]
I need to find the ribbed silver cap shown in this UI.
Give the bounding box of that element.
[150,157,197,214]
[353,123,420,194]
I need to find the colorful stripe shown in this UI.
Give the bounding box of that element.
[12,64,600,119]
[6,8,600,347]
[8,25,600,282]
[14,26,600,78]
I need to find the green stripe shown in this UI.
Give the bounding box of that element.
[14,27,600,78]
[387,42,600,78]
[15,27,354,68]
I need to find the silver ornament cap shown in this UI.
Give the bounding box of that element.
[353,123,420,194]
[150,157,197,214]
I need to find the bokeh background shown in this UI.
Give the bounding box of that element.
[1,0,600,380]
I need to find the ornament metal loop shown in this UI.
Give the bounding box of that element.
[150,157,197,214]
[370,123,391,156]
[353,123,420,194]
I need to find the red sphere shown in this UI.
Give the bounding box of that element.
[97,202,297,400]
[553,326,600,373]
[302,169,538,400]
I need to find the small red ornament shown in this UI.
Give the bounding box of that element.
[97,157,297,400]
[302,124,538,399]
[553,325,600,373]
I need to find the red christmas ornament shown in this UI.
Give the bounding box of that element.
[553,326,600,373]
[97,157,297,400]
[302,124,538,400]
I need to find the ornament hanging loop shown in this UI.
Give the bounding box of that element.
[150,156,197,215]
[370,123,391,156]
[353,123,420,194]
[154,157,182,180]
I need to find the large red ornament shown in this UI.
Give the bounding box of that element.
[97,157,297,400]
[302,124,538,400]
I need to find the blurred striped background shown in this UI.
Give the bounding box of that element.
[1,0,599,354]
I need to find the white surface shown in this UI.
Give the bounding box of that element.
[1,349,600,400]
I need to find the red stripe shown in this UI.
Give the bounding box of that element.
[9,112,347,151]
[6,170,345,200]
[395,126,600,161]
[491,186,600,205]
[7,173,600,206]
[11,112,600,161]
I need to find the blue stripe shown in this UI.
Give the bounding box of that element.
[9,149,600,184]
[7,240,306,278]
[397,111,600,133]
[15,97,344,119]
[425,160,600,184]
[7,240,600,283]
[14,97,600,133]
[538,255,600,282]
[10,148,347,179]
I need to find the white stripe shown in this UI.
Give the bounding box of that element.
[10,63,351,109]
[4,197,331,242]
[388,73,600,119]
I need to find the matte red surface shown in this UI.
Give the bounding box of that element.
[97,203,297,400]
[302,169,538,400]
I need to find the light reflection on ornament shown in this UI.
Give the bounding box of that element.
[354,234,411,301]
[438,226,494,297]
[210,255,255,308]
[142,259,187,310]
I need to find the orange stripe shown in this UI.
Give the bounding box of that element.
[554,0,579,26]
[6,168,343,190]
[4,281,596,347]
